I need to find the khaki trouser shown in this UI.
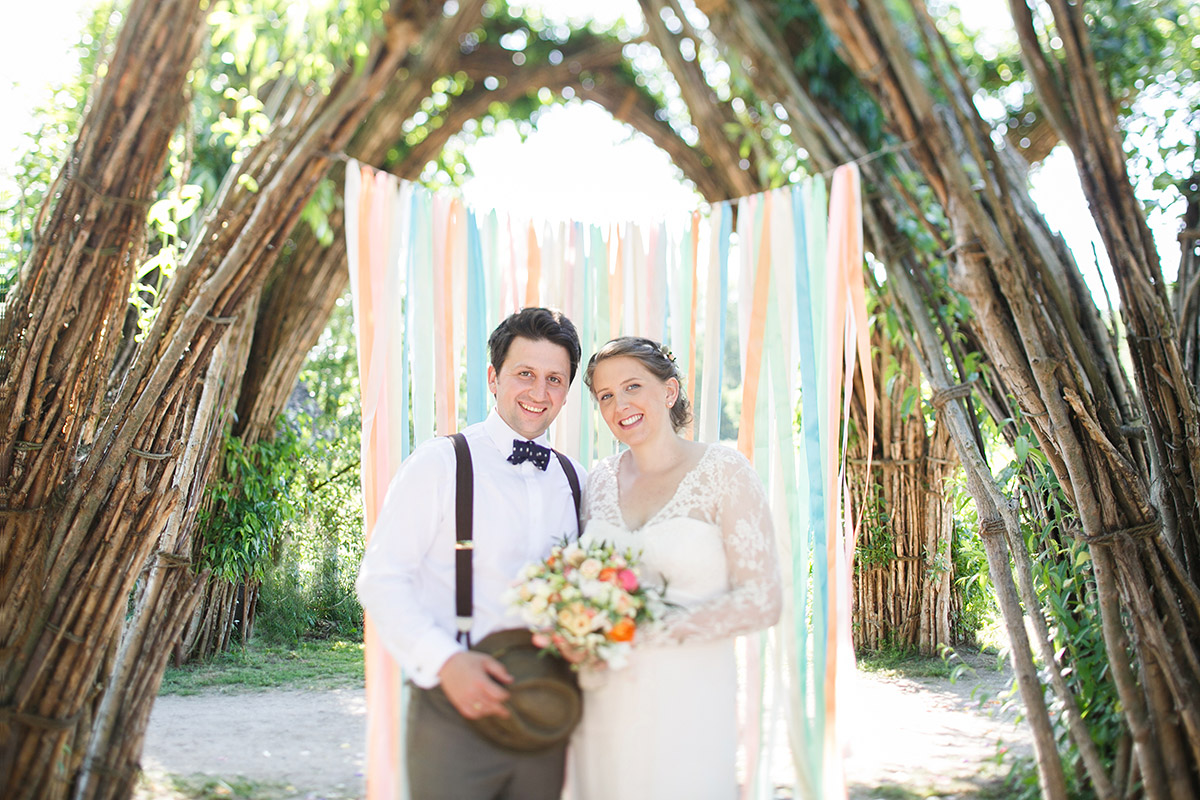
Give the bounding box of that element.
[406,683,567,800]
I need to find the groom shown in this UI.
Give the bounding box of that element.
[356,307,585,800]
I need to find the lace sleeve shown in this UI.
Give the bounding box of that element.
[652,447,782,645]
[579,466,599,532]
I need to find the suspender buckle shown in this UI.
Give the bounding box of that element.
[455,615,474,633]
[454,540,474,550]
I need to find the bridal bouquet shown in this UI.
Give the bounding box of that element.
[505,539,664,670]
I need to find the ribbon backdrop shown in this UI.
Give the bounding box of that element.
[346,162,872,799]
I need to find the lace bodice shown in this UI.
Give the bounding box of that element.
[580,444,781,645]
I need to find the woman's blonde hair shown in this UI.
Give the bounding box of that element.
[583,336,693,432]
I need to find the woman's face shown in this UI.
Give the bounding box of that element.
[590,355,678,446]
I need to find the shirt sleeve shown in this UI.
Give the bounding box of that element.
[355,439,463,688]
[650,448,783,645]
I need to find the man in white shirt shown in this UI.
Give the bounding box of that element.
[357,307,585,800]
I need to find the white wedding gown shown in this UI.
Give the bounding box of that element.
[567,444,781,800]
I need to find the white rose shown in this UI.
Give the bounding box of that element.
[562,544,586,567]
[604,642,632,671]
[580,578,608,600]
[578,558,603,579]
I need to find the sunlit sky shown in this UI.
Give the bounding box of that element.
[0,0,1183,291]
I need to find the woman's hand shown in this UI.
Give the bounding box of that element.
[533,632,607,669]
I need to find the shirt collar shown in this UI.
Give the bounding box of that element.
[483,408,553,453]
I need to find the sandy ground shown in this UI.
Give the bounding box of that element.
[137,651,1030,799]
[843,650,1030,798]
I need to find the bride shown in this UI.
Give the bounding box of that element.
[568,336,782,799]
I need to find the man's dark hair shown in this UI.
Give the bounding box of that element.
[488,307,582,382]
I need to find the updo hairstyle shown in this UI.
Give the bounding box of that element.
[583,336,693,432]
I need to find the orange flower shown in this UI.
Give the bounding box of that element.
[598,567,618,583]
[607,618,636,642]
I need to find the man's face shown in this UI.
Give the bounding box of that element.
[487,336,573,440]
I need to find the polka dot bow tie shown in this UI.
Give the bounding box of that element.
[508,439,551,471]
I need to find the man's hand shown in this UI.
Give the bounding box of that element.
[437,651,513,720]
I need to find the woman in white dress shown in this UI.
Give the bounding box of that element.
[568,336,782,800]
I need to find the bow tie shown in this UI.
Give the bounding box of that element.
[508,439,551,471]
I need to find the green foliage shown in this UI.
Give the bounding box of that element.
[990,415,1126,797]
[942,0,1197,223]
[776,0,886,153]
[2,0,393,347]
[198,427,302,584]
[856,646,954,679]
[853,479,894,572]
[254,295,365,644]
[159,638,363,695]
[173,776,289,800]
[945,470,997,643]
[124,0,390,334]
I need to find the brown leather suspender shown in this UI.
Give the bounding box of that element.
[449,433,581,647]
[450,433,475,646]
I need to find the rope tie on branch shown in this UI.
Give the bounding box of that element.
[154,551,192,569]
[80,758,139,780]
[1119,422,1146,439]
[64,162,155,209]
[1074,509,1162,546]
[819,139,917,178]
[15,440,45,450]
[318,149,352,163]
[978,517,1006,539]
[0,505,47,516]
[129,447,173,461]
[862,57,890,82]
[930,381,974,408]
[204,314,237,324]
[45,621,85,644]
[942,239,985,258]
[81,244,122,256]
[847,456,957,465]
[0,704,84,731]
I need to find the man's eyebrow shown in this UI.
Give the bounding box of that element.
[510,362,566,375]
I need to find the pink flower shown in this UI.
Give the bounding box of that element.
[617,569,639,592]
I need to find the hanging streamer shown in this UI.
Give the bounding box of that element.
[737,192,771,462]
[348,161,405,800]
[687,210,700,435]
[466,210,487,425]
[526,221,541,307]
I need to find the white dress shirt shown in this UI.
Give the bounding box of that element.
[356,409,585,688]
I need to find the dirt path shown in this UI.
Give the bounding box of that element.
[843,650,1030,797]
[138,651,1030,799]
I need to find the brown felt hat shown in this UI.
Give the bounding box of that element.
[467,628,583,752]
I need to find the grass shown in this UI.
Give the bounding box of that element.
[856,644,1005,681]
[159,638,364,696]
[135,772,336,800]
[856,648,956,679]
[848,778,1017,799]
